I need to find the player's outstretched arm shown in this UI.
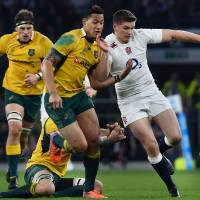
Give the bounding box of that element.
[100,122,126,145]
[162,29,200,43]
[89,58,133,90]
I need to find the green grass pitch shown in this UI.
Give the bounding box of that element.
[0,169,199,200]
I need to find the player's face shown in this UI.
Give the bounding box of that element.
[113,21,135,43]
[16,24,34,42]
[83,14,104,39]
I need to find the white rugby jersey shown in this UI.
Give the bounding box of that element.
[105,29,162,101]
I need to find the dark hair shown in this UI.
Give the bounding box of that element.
[84,4,104,18]
[15,9,34,26]
[113,10,137,24]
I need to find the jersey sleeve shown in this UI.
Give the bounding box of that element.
[0,35,9,55]
[53,33,76,56]
[141,29,162,44]
[41,37,54,58]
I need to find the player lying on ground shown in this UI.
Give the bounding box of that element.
[0,117,125,198]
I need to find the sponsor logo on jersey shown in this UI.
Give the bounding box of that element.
[125,47,132,55]
[74,57,92,69]
[28,49,35,56]
[110,42,117,49]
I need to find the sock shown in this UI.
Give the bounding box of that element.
[158,136,173,154]
[20,128,31,151]
[0,185,33,198]
[83,151,100,192]
[149,154,175,190]
[54,185,83,197]
[54,178,74,191]
[6,144,21,177]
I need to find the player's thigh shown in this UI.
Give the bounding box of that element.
[76,108,100,142]
[153,108,181,141]
[129,117,156,144]
[4,89,25,118]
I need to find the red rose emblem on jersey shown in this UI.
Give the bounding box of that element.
[125,47,132,55]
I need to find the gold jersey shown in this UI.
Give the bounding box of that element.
[0,31,53,95]
[53,28,100,97]
[26,118,71,177]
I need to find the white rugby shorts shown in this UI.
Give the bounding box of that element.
[118,91,171,127]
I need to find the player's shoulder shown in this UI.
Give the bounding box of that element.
[35,31,53,44]
[0,32,17,41]
[57,29,81,45]
[105,33,116,43]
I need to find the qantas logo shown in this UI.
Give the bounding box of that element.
[74,57,92,69]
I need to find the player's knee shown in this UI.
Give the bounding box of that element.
[144,138,159,155]
[35,182,55,196]
[170,134,182,145]
[8,123,22,138]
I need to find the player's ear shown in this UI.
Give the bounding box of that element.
[82,18,87,26]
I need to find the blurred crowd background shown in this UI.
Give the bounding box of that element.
[0,0,200,168]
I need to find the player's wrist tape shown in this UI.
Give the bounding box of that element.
[114,75,121,83]
[100,136,110,145]
[36,72,42,80]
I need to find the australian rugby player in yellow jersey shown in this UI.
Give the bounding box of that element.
[0,9,53,190]
[0,117,125,198]
[42,4,133,198]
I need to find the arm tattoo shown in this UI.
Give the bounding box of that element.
[45,48,66,70]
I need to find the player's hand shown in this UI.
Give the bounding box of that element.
[49,92,63,109]
[24,73,39,87]
[107,122,126,143]
[119,59,133,80]
[85,86,97,98]
[96,35,108,52]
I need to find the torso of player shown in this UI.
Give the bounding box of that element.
[0,31,52,95]
[54,29,100,97]
[106,29,162,101]
[26,118,71,178]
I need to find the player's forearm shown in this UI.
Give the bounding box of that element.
[90,76,116,90]
[42,60,57,94]
[162,29,200,43]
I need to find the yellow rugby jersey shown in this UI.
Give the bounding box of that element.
[0,31,53,95]
[52,28,101,97]
[26,118,71,177]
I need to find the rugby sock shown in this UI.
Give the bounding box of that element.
[148,153,175,190]
[54,178,74,191]
[20,128,31,151]
[6,144,21,177]
[158,136,173,154]
[54,185,83,197]
[0,185,33,198]
[83,151,100,192]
